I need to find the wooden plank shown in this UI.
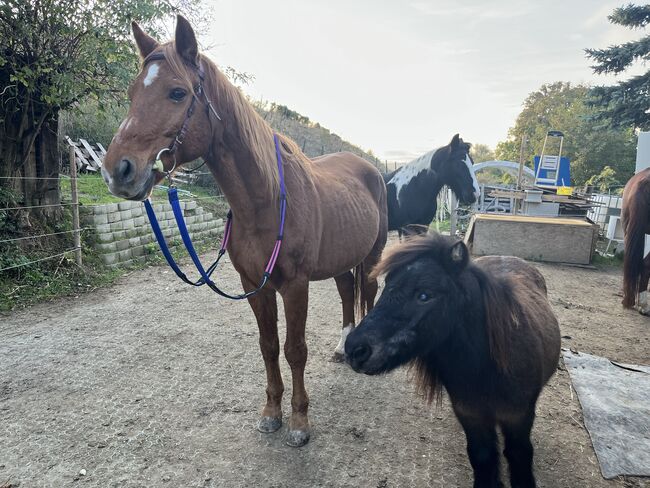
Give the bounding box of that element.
[96,143,107,157]
[79,138,103,168]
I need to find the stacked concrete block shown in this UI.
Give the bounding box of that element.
[81,199,225,267]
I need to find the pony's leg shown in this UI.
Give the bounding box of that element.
[501,405,537,488]
[637,253,650,315]
[281,280,311,447]
[332,271,355,362]
[455,411,502,488]
[363,250,382,312]
[244,280,283,433]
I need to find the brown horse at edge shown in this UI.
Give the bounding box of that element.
[622,167,650,315]
[101,16,388,446]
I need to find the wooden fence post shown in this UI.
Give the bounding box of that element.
[69,145,82,266]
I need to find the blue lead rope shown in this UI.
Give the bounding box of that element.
[143,134,287,300]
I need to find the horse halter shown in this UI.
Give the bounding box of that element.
[143,51,221,179]
[141,52,288,300]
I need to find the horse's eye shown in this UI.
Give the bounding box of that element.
[417,292,431,303]
[169,88,187,102]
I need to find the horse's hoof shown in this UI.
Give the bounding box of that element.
[286,429,310,447]
[635,305,650,316]
[330,352,345,363]
[257,416,282,433]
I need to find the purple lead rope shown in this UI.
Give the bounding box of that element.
[218,133,286,277]
[145,133,287,300]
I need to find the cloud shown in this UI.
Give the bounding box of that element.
[410,1,532,21]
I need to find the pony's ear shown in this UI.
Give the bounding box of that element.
[450,134,460,150]
[175,15,198,65]
[131,21,159,59]
[446,240,469,272]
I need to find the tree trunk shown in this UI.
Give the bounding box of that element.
[0,109,61,225]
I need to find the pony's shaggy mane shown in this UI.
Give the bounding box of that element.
[145,43,312,198]
[372,234,525,397]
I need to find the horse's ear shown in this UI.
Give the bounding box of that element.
[175,15,199,65]
[446,240,469,272]
[450,134,460,150]
[131,21,159,59]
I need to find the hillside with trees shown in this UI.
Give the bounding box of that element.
[494,82,636,187]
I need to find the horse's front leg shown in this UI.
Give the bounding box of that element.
[243,279,284,433]
[281,279,311,447]
[332,271,355,362]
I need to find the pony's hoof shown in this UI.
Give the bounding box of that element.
[257,416,282,433]
[330,352,345,363]
[286,429,310,447]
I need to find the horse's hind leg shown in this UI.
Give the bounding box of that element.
[455,410,502,488]
[501,403,537,488]
[332,271,355,362]
[637,253,650,315]
[244,281,283,434]
[281,279,311,447]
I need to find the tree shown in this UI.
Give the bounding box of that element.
[585,166,621,193]
[0,0,203,219]
[470,143,495,163]
[495,82,636,186]
[586,4,650,129]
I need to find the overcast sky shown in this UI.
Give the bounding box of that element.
[202,0,644,162]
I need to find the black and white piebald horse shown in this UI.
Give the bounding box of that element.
[384,134,480,235]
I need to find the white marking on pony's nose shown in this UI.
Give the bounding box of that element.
[465,154,481,198]
[143,63,159,87]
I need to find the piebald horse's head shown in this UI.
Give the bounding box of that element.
[102,16,219,200]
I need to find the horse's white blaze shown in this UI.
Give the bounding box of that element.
[389,148,440,207]
[465,154,481,199]
[334,324,354,356]
[143,63,160,87]
[113,116,132,144]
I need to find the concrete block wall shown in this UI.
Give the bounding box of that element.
[81,200,224,267]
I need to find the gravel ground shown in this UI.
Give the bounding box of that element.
[1,241,649,488]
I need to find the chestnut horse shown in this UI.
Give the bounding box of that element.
[346,234,560,487]
[101,16,387,446]
[622,167,650,315]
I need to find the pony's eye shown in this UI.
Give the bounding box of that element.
[417,292,431,303]
[169,88,187,102]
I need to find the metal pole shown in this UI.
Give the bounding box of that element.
[69,145,82,266]
[515,135,527,215]
[450,190,458,236]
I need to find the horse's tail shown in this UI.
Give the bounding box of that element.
[623,178,650,308]
[353,262,367,319]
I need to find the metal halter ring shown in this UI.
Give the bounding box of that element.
[153,147,177,182]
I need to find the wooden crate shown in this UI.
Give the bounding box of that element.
[464,214,599,265]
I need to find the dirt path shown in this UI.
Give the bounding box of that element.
[1,245,648,487]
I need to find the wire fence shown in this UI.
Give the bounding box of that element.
[0,145,229,275]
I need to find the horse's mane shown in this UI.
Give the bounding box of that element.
[371,234,521,402]
[154,42,312,197]
[622,170,650,307]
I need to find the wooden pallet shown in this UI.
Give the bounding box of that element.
[65,137,106,172]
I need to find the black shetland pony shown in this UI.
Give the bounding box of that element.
[621,168,650,315]
[384,134,480,236]
[346,234,560,488]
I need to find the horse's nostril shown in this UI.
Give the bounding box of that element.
[117,158,134,182]
[351,344,371,366]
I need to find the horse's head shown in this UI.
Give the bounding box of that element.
[345,234,469,375]
[102,16,218,200]
[439,134,480,205]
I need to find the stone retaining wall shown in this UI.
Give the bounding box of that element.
[81,200,224,266]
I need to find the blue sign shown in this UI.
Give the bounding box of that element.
[534,155,571,187]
